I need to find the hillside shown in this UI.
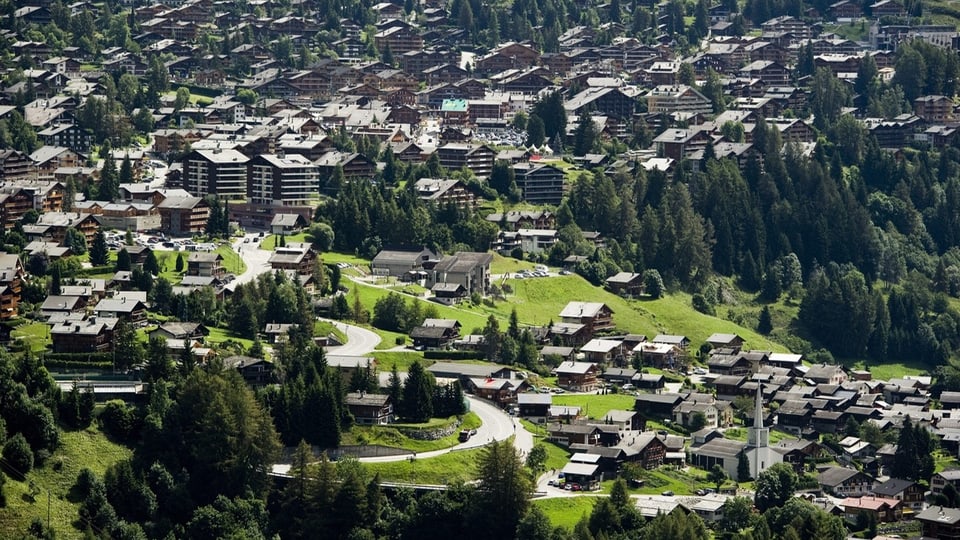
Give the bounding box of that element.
[348,258,788,354]
[0,426,132,539]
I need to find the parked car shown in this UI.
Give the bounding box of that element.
[458,430,473,442]
[661,491,674,497]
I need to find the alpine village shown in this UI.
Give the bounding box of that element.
[10,0,960,537]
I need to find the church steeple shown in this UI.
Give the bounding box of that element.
[747,382,769,449]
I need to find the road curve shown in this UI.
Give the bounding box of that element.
[318,318,382,356]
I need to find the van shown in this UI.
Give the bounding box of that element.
[534,264,548,273]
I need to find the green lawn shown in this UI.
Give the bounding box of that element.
[261,233,309,251]
[206,326,255,350]
[0,425,133,539]
[490,253,537,275]
[215,244,246,275]
[12,322,51,352]
[552,394,636,420]
[373,351,429,371]
[342,413,481,453]
[154,250,187,282]
[361,447,485,484]
[842,359,929,381]
[315,320,347,343]
[632,466,712,496]
[532,497,595,530]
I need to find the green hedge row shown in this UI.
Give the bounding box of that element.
[44,352,114,363]
[44,360,113,370]
[423,350,484,360]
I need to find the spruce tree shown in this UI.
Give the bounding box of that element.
[90,231,109,266]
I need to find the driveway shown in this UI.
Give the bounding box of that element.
[228,234,273,289]
[319,318,382,356]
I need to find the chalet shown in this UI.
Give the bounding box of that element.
[269,243,317,276]
[517,393,552,418]
[872,478,925,512]
[541,345,576,363]
[807,364,847,385]
[652,334,690,350]
[602,368,638,386]
[634,342,681,369]
[187,252,225,278]
[414,178,476,209]
[467,377,522,406]
[605,272,644,296]
[634,393,685,420]
[772,439,822,472]
[931,470,960,495]
[148,321,209,341]
[559,302,614,336]
[548,423,603,446]
[409,319,461,349]
[222,356,274,386]
[579,339,625,365]
[270,214,309,235]
[706,333,744,350]
[0,253,25,319]
[345,393,394,425]
[818,466,873,497]
[555,361,600,392]
[842,496,902,524]
[93,297,147,326]
[917,506,960,540]
[50,316,119,353]
[707,350,754,376]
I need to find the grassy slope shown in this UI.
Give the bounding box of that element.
[0,426,133,540]
[341,413,482,453]
[532,497,596,530]
[361,447,484,484]
[349,268,786,354]
[552,394,636,420]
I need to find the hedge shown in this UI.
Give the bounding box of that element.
[43,360,113,370]
[44,352,114,364]
[423,350,484,360]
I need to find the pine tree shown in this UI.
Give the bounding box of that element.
[98,153,119,201]
[400,361,434,422]
[115,248,131,271]
[737,451,750,482]
[757,306,773,334]
[119,154,133,184]
[90,231,109,266]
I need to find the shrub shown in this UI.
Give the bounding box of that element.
[3,433,34,479]
[395,336,406,345]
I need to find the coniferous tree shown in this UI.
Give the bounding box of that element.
[400,361,434,422]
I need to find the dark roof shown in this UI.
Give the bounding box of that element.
[872,478,917,497]
[818,466,866,487]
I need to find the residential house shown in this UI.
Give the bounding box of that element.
[517,393,552,418]
[917,506,960,540]
[579,338,626,365]
[646,85,712,115]
[436,144,495,178]
[467,377,523,406]
[605,272,644,296]
[425,251,493,295]
[634,393,685,420]
[555,361,600,392]
[50,316,119,353]
[842,496,902,524]
[370,247,438,278]
[872,478,925,513]
[512,162,565,206]
[268,243,317,276]
[807,364,847,385]
[559,302,614,337]
[222,355,274,386]
[158,196,209,236]
[931,470,960,495]
[326,355,377,380]
[818,466,874,497]
[409,318,461,349]
[93,297,147,325]
[187,252,225,278]
[344,392,394,425]
[547,423,603,446]
[414,178,476,209]
[0,253,24,319]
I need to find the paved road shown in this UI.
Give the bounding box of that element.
[229,234,273,289]
[319,318,382,356]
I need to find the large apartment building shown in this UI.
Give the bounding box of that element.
[182,148,250,199]
[247,153,319,206]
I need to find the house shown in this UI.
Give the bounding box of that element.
[601,409,646,432]
[0,253,25,319]
[370,247,438,278]
[222,355,274,386]
[559,302,614,336]
[467,377,522,406]
[93,297,147,325]
[187,252,225,278]
[148,321,209,341]
[158,196,209,236]
[917,506,960,540]
[646,85,712,115]
[435,144,495,178]
[512,162,565,206]
[706,333,744,350]
[548,423,603,446]
[270,213,309,235]
[634,393,685,420]
[425,251,493,295]
[555,361,600,392]
[872,478,925,512]
[841,496,902,524]
[931,470,960,495]
[634,342,681,369]
[517,392,552,418]
[344,392,394,425]
[50,316,119,353]
[605,272,644,296]
[40,295,86,319]
[269,243,317,276]
[414,178,476,209]
[326,355,377,380]
[560,461,602,490]
[807,364,847,385]
[652,334,690,350]
[579,339,625,364]
[409,318,461,349]
[818,466,873,497]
